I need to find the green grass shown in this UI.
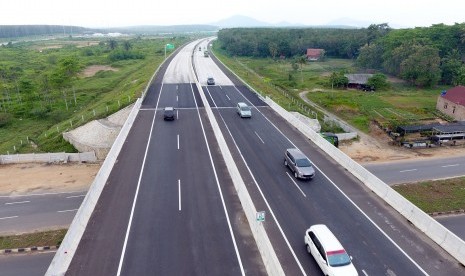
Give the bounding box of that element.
[212,42,447,134]
[393,177,465,214]
[0,229,66,250]
[0,36,190,154]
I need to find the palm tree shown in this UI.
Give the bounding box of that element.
[108,39,118,51]
[123,41,132,52]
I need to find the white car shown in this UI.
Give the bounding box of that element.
[236,102,252,118]
[304,224,358,276]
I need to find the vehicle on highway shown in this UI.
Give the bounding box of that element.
[284,148,315,179]
[204,50,209,57]
[207,77,215,85]
[163,107,175,120]
[236,102,252,118]
[305,224,358,276]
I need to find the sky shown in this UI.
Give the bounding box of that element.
[1,0,464,28]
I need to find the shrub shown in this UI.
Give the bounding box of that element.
[0,113,12,127]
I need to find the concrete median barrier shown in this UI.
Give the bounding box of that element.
[212,52,465,266]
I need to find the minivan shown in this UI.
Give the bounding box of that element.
[236,102,252,118]
[284,148,315,179]
[304,224,358,276]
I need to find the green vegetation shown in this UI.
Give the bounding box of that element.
[0,36,189,154]
[0,229,66,250]
[394,177,465,214]
[212,43,443,133]
[218,23,465,87]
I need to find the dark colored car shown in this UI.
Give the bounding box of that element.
[163,107,175,120]
[207,77,215,85]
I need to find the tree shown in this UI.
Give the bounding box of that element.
[329,71,348,88]
[108,39,118,51]
[400,45,440,87]
[269,42,278,60]
[440,49,462,85]
[356,43,383,69]
[453,65,465,85]
[367,73,389,90]
[366,23,391,45]
[123,41,132,52]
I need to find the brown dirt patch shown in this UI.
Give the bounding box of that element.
[0,163,101,196]
[80,65,118,78]
[339,121,465,164]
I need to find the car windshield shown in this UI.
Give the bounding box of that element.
[295,158,311,167]
[240,106,250,111]
[327,250,351,267]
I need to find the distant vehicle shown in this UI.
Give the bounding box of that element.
[163,107,175,121]
[321,132,339,147]
[204,50,209,57]
[284,148,315,180]
[198,46,201,51]
[207,77,215,85]
[236,102,252,118]
[305,224,358,276]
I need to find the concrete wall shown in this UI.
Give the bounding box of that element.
[265,96,465,266]
[437,96,465,121]
[0,152,96,164]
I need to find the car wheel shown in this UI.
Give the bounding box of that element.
[284,159,287,166]
[306,244,311,254]
[294,172,298,179]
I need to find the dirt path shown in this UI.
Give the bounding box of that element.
[0,163,101,196]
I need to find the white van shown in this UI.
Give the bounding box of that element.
[304,224,358,276]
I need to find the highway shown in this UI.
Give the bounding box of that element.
[199,39,465,275]
[0,191,84,235]
[65,40,265,275]
[0,251,55,276]
[365,155,465,184]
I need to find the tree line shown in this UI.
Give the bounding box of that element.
[217,23,465,87]
[0,25,94,39]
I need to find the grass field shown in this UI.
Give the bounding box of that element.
[0,229,66,250]
[0,36,190,154]
[393,177,465,214]
[212,43,448,133]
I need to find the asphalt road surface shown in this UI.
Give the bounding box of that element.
[0,251,55,276]
[0,191,85,235]
[364,155,465,184]
[201,39,465,275]
[66,40,265,275]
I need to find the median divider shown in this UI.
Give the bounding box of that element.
[191,42,284,275]
[212,51,465,266]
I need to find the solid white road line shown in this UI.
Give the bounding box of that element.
[285,172,307,197]
[226,94,231,101]
[399,169,417,173]
[5,201,30,205]
[0,216,18,220]
[231,85,428,275]
[178,179,181,211]
[254,131,265,144]
[215,88,307,275]
[441,164,459,168]
[192,84,245,275]
[117,83,164,276]
[57,209,78,213]
[65,195,85,199]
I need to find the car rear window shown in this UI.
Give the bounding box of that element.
[296,158,311,167]
[327,250,351,267]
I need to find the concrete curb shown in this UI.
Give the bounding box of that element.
[0,245,59,254]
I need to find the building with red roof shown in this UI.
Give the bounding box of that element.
[436,85,465,121]
[306,48,324,61]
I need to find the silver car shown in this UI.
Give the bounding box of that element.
[284,148,315,180]
[236,102,252,118]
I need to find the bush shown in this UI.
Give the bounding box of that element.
[0,113,12,127]
[108,50,145,62]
